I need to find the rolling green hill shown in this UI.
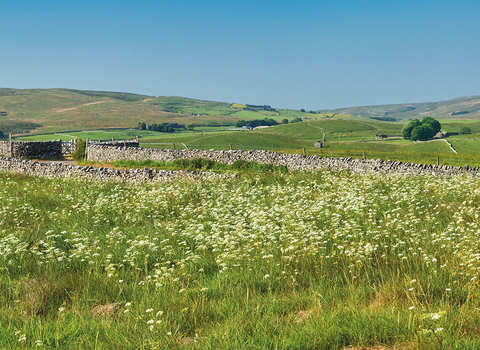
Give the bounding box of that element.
[0,88,326,135]
[328,95,480,121]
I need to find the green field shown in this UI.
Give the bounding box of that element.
[3,170,480,348]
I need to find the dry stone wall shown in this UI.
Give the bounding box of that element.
[86,144,480,177]
[1,142,479,182]
[0,141,10,156]
[0,140,62,159]
[0,157,216,182]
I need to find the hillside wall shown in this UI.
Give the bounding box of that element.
[0,140,62,159]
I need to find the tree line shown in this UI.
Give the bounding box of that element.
[235,117,302,128]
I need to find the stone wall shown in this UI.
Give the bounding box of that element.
[0,140,62,159]
[89,140,139,148]
[0,157,216,182]
[0,141,10,156]
[86,144,480,177]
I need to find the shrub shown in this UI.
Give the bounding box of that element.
[72,139,86,161]
[290,117,303,123]
[460,126,472,135]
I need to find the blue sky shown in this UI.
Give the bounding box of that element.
[1,0,479,110]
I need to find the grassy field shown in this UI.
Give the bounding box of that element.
[3,170,480,348]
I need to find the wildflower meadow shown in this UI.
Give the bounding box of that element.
[2,169,480,349]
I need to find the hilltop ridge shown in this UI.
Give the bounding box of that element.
[1,88,480,135]
[327,95,480,121]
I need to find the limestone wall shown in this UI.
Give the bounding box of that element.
[0,140,62,159]
[85,144,479,177]
[0,157,215,182]
[0,141,10,156]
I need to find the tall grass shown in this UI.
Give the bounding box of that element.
[2,171,480,348]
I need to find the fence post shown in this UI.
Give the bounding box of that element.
[302,147,306,156]
[437,156,439,166]
[229,143,232,150]
[136,136,139,143]
[9,133,12,157]
[112,137,114,143]
[172,142,175,150]
[124,140,126,148]
[363,151,366,160]
[85,138,89,161]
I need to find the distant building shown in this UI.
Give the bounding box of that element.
[375,134,388,139]
[229,126,253,131]
[433,131,447,139]
[253,125,270,130]
[314,141,323,148]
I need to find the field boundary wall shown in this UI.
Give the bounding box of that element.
[0,140,62,159]
[85,144,478,176]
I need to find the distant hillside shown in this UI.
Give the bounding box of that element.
[327,96,480,121]
[0,88,319,135]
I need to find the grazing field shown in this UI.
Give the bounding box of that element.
[2,170,480,349]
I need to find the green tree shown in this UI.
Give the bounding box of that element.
[186,123,195,130]
[402,119,421,139]
[281,119,289,124]
[421,117,441,134]
[403,117,441,141]
[235,120,247,127]
[0,130,3,138]
[410,125,435,141]
[140,122,146,130]
[460,126,472,135]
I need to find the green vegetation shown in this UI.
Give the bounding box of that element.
[460,126,472,135]
[110,158,288,173]
[72,139,86,161]
[65,89,150,102]
[403,117,441,141]
[148,96,239,116]
[451,111,469,116]
[3,170,480,348]
[235,118,278,128]
[370,116,397,122]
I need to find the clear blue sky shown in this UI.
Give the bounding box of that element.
[1,0,479,110]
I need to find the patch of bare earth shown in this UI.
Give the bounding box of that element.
[90,303,119,317]
[54,101,112,113]
[342,343,416,350]
[293,310,312,323]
